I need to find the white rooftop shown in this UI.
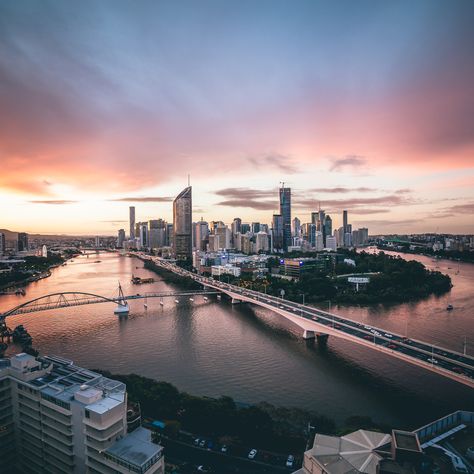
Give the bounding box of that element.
[308,430,392,474]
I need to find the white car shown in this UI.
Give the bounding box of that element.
[286,455,294,468]
[248,448,257,459]
[427,358,438,364]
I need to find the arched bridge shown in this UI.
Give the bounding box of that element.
[144,255,474,389]
[0,289,218,320]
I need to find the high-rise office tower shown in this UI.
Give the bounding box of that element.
[255,231,269,252]
[292,217,301,238]
[240,223,250,234]
[165,223,173,247]
[0,232,5,255]
[173,186,192,260]
[251,222,261,234]
[149,219,167,248]
[311,212,318,225]
[117,229,126,247]
[129,206,136,240]
[232,218,242,235]
[0,353,165,474]
[343,210,348,234]
[323,215,332,246]
[272,214,284,251]
[279,187,291,251]
[195,219,209,251]
[17,233,28,252]
[139,222,149,247]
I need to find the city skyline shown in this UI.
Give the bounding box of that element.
[1,1,474,235]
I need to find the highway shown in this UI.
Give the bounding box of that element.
[143,255,474,386]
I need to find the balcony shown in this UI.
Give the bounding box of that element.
[41,415,73,436]
[41,405,72,425]
[42,432,74,456]
[43,443,75,467]
[19,401,42,421]
[85,419,124,441]
[42,423,73,446]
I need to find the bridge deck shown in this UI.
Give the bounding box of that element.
[146,255,474,388]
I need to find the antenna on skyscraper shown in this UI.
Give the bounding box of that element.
[280,181,285,188]
[187,174,191,186]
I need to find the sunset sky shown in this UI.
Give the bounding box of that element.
[1,0,473,235]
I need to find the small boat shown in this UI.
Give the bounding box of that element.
[143,303,148,309]
[174,299,179,303]
[217,295,222,300]
[159,300,164,306]
[446,304,454,311]
[189,297,194,302]
[203,296,208,301]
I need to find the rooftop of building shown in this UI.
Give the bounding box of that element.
[307,429,392,474]
[3,353,125,408]
[106,426,163,468]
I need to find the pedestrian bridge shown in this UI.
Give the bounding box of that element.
[0,289,218,320]
[149,256,474,389]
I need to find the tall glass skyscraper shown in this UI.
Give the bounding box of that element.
[279,187,291,251]
[173,186,192,260]
[129,206,135,240]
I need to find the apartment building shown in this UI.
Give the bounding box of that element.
[0,353,164,474]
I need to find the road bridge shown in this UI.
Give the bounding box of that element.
[144,255,474,389]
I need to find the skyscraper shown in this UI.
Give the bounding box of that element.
[279,186,291,251]
[173,186,192,260]
[18,232,28,251]
[343,210,348,234]
[117,228,126,247]
[0,232,5,255]
[129,206,136,240]
[323,215,332,246]
[292,217,301,238]
[272,214,284,251]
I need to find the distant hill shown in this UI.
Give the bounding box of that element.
[0,229,97,241]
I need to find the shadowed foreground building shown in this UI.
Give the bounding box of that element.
[293,428,425,474]
[0,353,164,474]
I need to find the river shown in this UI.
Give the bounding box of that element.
[1,250,473,428]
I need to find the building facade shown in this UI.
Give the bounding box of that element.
[129,207,136,241]
[173,186,192,260]
[279,187,291,251]
[0,353,164,474]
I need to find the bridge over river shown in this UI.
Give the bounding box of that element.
[145,255,474,389]
[1,253,473,389]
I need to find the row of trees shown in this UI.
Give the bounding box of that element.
[242,251,452,306]
[97,371,387,452]
[0,254,64,288]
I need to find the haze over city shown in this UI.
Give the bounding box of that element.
[1,0,474,235]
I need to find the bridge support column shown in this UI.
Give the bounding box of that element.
[317,334,329,345]
[231,298,241,304]
[303,330,315,340]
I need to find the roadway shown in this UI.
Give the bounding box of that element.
[140,255,474,388]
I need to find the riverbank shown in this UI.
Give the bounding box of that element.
[0,255,65,292]
[96,370,391,454]
[376,244,474,264]
[238,250,452,306]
